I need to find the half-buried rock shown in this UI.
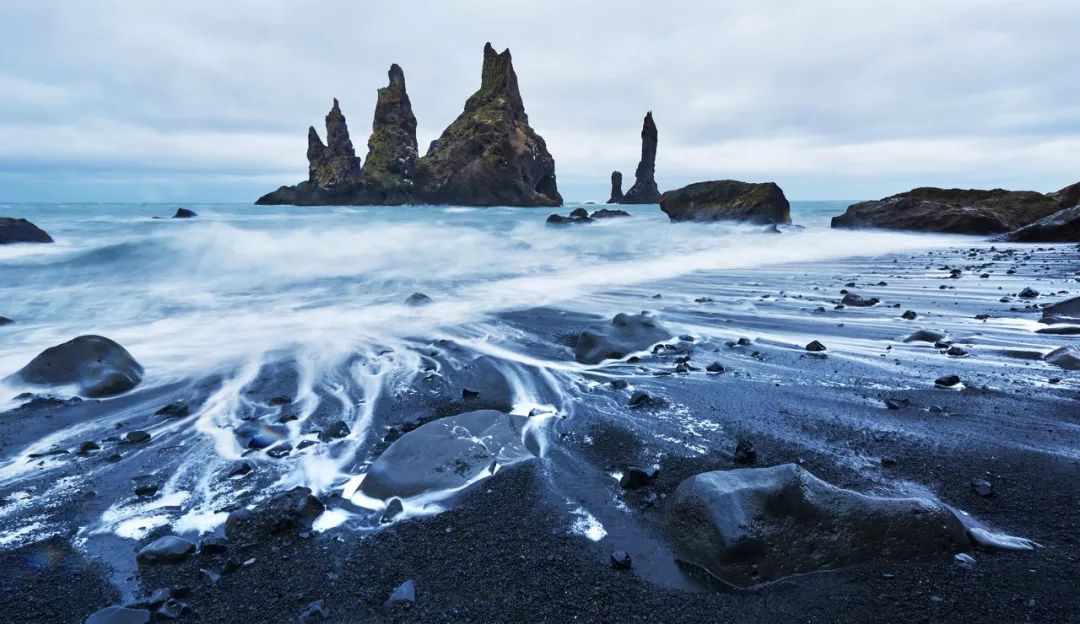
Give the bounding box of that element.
[668,464,969,587]
[9,335,143,397]
[359,410,534,501]
[574,312,673,365]
[136,535,195,564]
[225,487,324,544]
[1045,346,1080,371]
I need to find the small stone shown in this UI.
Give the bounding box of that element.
[733,440,757,465]
[946,346,967,357]
[610,550,633,570]
[381,498,404,523]
[1018,287,1039,299]
[385,579,416,610]
[155,402,189,418]
[300,600,329,622]
[123,431,151,444]
[266,443,292,458]
[137,536,196,564]
[971,478,994,497]
[318,420,351,441]
[884,398,908,410]
[404,292,433,306]
[627,390,653,409]
[200,536,228,554]
[84,605,151,624]
[134,484,158,497]
[619,466,657,489]
[461,388,480,400]
[954,552,976,566]
[901,310,918,320]
[881,456,898,467]
[77,441,100,454]
[609,379,628,390]
[805,340,827,352]
[705,361,724,373]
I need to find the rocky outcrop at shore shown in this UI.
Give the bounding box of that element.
[575,312,672,364]
[659,180,791,224]
[0,217,53,244]
[618,112,662,204]
[413,43,562,206]
[607,171,624,204]
[259,45,560,207]
[668,464,969,587]
[830,187,1069,234]
[1000,205,1080,242]
[9,335,143,397]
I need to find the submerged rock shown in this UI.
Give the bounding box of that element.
[667,464,969,587]
[607,171,624,204]
[10,335,143,397]
[0,217,53,244]
[546,212,593,226]
[413,43,561,207]
[619,112,662,204]
[574,313,673,364]
[359,410,533,500]
[830,187,1065,234]
[404,292,433,306]
[172,208,197,219]
[225,487,324,543]
[590,208,630,219]
[660,180,791,224]
[1002,205,1080,242]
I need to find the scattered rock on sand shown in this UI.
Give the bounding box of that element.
[0,217,53,244]
[733,440,757,464]
[904,330,949,344]
[935,375,962,387]
[11,335,143,397]
[971,478,994,497]
[841,293,880,307]
[574,312,672,364]
[667,464,969,587]
[318,420,351,441]
[619,466,657,489]
[155,401,189,418]
[1018,287,1039,299]
[1045,346,1080,370]
[805,340,827,352]
[385,579,416,610]
[901,310,918,320]
[359,410,533,500]
[225,487,324,543]
[610,551,633,570]
[137,535,196,564]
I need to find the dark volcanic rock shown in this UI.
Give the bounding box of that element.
[610,550,633,570]
[619,466,657,489]
[10,335,143,397]
[805,340,827,352]
[136,536,196,564]
[831,187,1065,234]
[1040,296,1080,324]
[546,212,593,226]
[405,292,433,306]
[385,579,416,610]
[1001,205,1080,242]
[0,217,53,244]
[841,293,880,307]
[412,43,561,207]
[590,208,630,219]
[172,208,197,219]
[660,180,791,224]
[668,464,969,587]
[607,171,624,204]
[360,64,419,190]
[225,487,324,543]
[1045,346,1080,370]
[574,312,673,364]
[359,410,533,500]
[619,112,662,204]
[0,316,13,325]
[311,99,362,190]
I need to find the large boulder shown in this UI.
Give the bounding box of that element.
[831,187,1065,234]
[574,312,673,364]
[660,180,791,224]
[225,487,324,543]
[10,335,143,397]
[668,464,969,587]
[412,43,562,207]
[359,410,534,500]
[1040,296,1080,325]
[619,112,662,204]
[0,217,53,244]
[1000,205,1080,242]
[1045,346,1080,371]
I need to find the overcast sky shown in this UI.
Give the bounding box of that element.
[2,0,1078,202]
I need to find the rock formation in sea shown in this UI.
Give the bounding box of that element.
[1000,182,1080,242]
[659,180,791,224]
[309,99,363,190]
[830,187,1067,234]
[0,217,53,244]
[607,171,624,204]
[413,43,562,206]
[619,112,662,204]
[361,63,419,192]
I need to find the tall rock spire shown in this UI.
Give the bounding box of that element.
[413,42,561,206]
[307,99,362,189]
[620,111,662,204]
[361,64,419,186]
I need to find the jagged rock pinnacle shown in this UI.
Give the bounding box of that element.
[361,63,419,186]
[621,111,662,204]
[608,171,624,204]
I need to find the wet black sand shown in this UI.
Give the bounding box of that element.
[1,242,1078,623]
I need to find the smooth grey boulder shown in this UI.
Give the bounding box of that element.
[136,535,195,564]
[360,410,533,501]
[1045,346,1080,370]
[668,464,969,587]
[10,335,143,397]
[574,312,673,364]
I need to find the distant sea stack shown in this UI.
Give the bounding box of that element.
[413,43,562,206]
[618,112,662,204]
[660,180,791,224]
[607,171,624,204]
[257,44,561,207]
[830,186,1071,235]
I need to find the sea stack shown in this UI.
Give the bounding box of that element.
[413,43,562,206]
[619,112,662,204]
[361,63,419,193]
[309,99,362,190]
[607,171,624,204]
